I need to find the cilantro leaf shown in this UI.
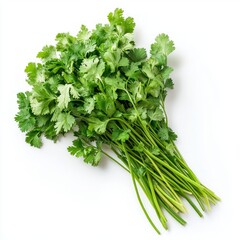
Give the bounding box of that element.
[128,48,147,62]
[55,32,76,51]
[151,146,161,156]
[151,34,175,56]
[94,93,116,117]
[164,78,174,89]
[158,127,169,141]
[133,142,145,152]
[30,86,56,115]
[83,97,95,114]
[80,57,105,81]
[57,84,79,110]
[83,146,102,166]
[25,63,45,85]
[129,81,145,102]
[112,128,131,142]
[146,79,163,98]
[148,108,164,121]
[15,92,36,132]
[37,45,56,62]
[25,130,42,148]
[104,76,125,90]
[77,25,91,41]
[88,118,109,134]
[166,143,175,156]
[108,8,135,33]
[68,139,84,157]
[54,112,75,134]
[103,49,121,73]
[168,128,178,141]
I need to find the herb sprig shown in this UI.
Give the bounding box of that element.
[15,8,220,233]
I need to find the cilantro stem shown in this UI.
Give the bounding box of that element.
[122,144,161,234]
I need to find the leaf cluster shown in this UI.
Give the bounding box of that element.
[16,8,176,163]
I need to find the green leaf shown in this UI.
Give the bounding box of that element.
[108,8,135,33]
[151,34,175,57]
[133,142,145,152]
[161,66,173,80]
[103,49,121,73]
[158,127,169,141]
[166,143,175,156]
[80,57,105,80]
[168,128,178,141]
[88,118,109,134]
[164,78,174,89]
[151,146,161,156]
[68,139,102,166]
[83,97,95,114]
[94,93,116,117]
[128,48,147,62]
[112,128,131,142]
[15,109,36,132]
[43,121,57,141]
[36,115,49,127]
[55,32,76,51]
[125,62,140,80]
[54,112,75,134]
[138,97,159,110]
[119,33,135,51]
[25,63,45,85]
[108,8,124,25]
[83,146,102,166]
[134,166,146,178]
[104,76,125,90]
[125,108,138,122]
[118,57,129,67]
[148,108,164,121]
[146,79,162,98]
[138,107,148,120]
[15,92,36,132]
[142,62,155,79]
[37,45,56,62]
[77,25,91,41]
[57,84,79,110]
[25,130,42,148]
[68,139,84,157]
[122,17,135,33]
[30,86,56,115]
[129,81,145,102]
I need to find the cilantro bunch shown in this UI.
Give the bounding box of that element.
[15,9,219,233]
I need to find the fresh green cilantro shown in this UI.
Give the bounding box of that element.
[25,130,42,148]
[15,8,220,234]
[54,112,75,134]
[57,84,79,110]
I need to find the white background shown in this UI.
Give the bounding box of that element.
[0,0,239,239]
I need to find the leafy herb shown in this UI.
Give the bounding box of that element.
[15,8,220,234]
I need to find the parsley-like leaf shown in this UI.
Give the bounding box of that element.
[25,130,42,148]
[54,112,75,134]
[57,84,79,110]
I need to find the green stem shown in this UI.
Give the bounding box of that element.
[122,144,161,235]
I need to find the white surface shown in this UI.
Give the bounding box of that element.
[0,0,239,239]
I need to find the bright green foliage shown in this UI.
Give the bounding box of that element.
[26,130,42,148]
[15,92,36,132]
[54,112,75,134]
[57,84,79,110]
[15,8,219,234]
